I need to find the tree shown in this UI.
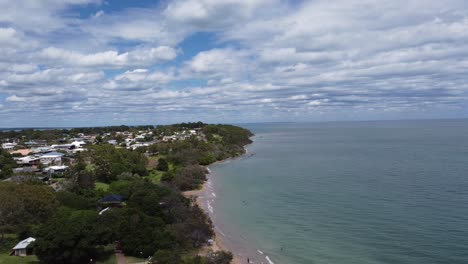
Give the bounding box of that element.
[0,182,57,240]
[151,249,181,264]
[34,209,103,264]
[156,158,169,171]
[90,145,148,183]
[0,149,16,179]
[71,153,95,190]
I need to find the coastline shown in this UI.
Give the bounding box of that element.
[184,177,243,264]
[184,139,275,264]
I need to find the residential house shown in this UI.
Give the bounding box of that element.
[43,165,69,175]
[11,237,35,257]
[15,156,40,166]
[39,152,64,165]
[99,194,125,207]
[1,142,17,151]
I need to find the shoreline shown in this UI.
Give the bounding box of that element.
[183,154,246,264]
[184,176,243,264]
[184,138,276,264]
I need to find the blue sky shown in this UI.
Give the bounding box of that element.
[1,0,468,127]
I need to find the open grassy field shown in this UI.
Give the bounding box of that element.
[0,253,39,264]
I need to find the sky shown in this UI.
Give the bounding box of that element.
[1,0,468,127]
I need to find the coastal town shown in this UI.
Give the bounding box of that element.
[0,123,253,264]
[1,126,202,182]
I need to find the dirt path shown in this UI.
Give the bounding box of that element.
[115,252,127,264]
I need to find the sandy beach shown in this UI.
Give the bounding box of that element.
[184,157,274,264]
[183,143,274,264]
[184,183,243,264]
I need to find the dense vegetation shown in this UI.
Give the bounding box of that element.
[0,149,15,179]
[0,123,253,264]
[89,145,149,183]
[150,124,253,190]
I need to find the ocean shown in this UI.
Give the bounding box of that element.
[205,120,468,264]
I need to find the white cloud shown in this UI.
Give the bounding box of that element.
[2,0,468,126]
[6,95,26,102]
[38,46,177,68]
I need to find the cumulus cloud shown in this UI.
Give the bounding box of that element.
[1,0,468,126]
[38,46,177,68]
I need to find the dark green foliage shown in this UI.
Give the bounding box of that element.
[203,124,253,146]
[98,179,212,256]
[0,182,57,237]
[55,191,94,210]
[34,209,102,264]
[156,158,169,171]
[172,165,208,191]
[98,208,171,257]
[150,124,252,168]
[198,153,216,166]
[151,249,182,264]
[0,149,16,179]
[90,144,148,182]
[70,152,95,191]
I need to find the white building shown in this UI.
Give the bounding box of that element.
[12,237,35,257]
[51,144,73,150]
[71,141,86,148]
[43,165,69,174]
[39,152,64,165]
[15,156,40,165]
[1,142,17,151]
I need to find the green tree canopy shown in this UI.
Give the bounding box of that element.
[0,149,16,179]
[0,182,57,237]
[34,209,103,264]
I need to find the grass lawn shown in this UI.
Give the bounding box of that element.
[0,253,39,264]
[96,253,115,264]
[146,170,163,183]
[95,182,110,191]
[126,256,147,263]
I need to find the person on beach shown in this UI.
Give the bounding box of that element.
[247,257,250,263]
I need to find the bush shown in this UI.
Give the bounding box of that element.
[156,158,169,171]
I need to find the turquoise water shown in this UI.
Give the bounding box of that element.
[208,120,468,264]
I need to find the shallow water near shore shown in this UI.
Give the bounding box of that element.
[206,120,468,264]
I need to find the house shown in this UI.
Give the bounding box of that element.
[24,140,47,147]
[99,194,125,206]
[51,144,73,150]
[1,142,17,151]
[71,141,86,148]
[43,165,69,175]
[31,147,52,153]
[39,152,64,165]
[11,237,35,256]
[128,143,149,150]
[15,156,40,166]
